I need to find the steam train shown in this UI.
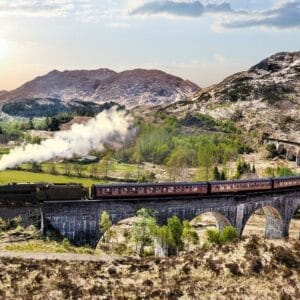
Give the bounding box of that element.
[0,176,299,204]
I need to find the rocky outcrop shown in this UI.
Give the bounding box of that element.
[159,52,300,140]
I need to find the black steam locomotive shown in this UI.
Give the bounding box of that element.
[0,182,88,204]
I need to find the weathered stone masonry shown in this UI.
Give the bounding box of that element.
[43,188,300,247]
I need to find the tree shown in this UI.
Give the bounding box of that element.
[213,166,221,180]
[99,211,112,243]
[46,117,60,131]
[198,143,217,181]
[154,225,173,257]
[30,162,42,173]
[167,216,183,255]
[64,163,72,176]
[90,164,99,178]
[99,154,115,179]
[182,220,199,251]
[49,164,57,175]
[72,164,84,177]
[132,208,157,256]
[166,148,195,181]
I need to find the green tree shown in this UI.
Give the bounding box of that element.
[90,164,99,178]
[132,208,157,256]
[99,153,115,179]
[99,211,112,243]
[154,225,173,257]
[46,117,60,131]
[198,143,217,180]
[213,166,221,180]
[166,148,195,181]
[167,216,183,255]
[49,164,57,175]
[182,220,199,251]
[30,162,42,173]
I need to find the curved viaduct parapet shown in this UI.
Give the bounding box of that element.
[42,189,300,247]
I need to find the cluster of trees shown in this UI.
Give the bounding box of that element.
[100,209,240,257]
[117,118,252,181]
[0,114,74,144]
[100,209,199,257]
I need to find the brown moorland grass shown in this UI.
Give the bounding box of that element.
[0,236,298,299]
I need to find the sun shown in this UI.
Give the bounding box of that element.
[0,38,8,58]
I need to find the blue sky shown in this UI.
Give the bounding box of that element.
[0,0,299,90]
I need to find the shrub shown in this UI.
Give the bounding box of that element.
[220,226,239,243]
[206,229,221,245]
[206,226,239,245]
[0,218,7,231]
[7,216,22,230]
[266,144,278,158]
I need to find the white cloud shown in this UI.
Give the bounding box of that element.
[129,0,300,30]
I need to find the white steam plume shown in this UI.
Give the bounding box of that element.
[0,107,132,171]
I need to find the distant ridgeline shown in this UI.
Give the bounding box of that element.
[1,98,125,118]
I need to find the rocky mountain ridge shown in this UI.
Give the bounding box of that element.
[156,51,300,141]
[0,68,199,108]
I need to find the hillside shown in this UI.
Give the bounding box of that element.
[156,52,300,141]
[0,68,199,109]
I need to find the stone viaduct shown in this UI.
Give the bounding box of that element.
[41,188,300,247]
[263,137,300,166]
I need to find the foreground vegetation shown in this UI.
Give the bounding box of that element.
[0,236,298,299]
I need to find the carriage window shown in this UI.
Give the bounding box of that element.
[168,186,174,193]
[103,188,111,194]
[192,186,198,192]
[138,187,144,193]
[148,187,154,193]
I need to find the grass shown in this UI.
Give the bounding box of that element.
[0,148,10,155]
[0,170,102,187]
[4,239,96,254]
[19,161,146,181]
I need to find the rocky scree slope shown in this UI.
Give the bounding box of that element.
[0,68,199,108]
[159,52,300,141]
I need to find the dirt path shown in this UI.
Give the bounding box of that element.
[0,250,118,262]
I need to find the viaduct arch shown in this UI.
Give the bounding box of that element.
[263,137,300,166]
[42,188,300,247]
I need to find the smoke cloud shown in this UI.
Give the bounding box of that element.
[0,107,132,171]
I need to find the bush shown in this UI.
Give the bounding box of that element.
[206,226,239,245]
[7,216,23,230]
[266,144,278,158]
[206,229,221,245]
[220,226,238,243]
[0,218,7,231]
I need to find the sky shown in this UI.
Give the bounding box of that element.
[0,0,299,91]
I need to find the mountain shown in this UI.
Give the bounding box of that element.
[0,68,199,108]
[159,51,300,140]
[0,91,7,97]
